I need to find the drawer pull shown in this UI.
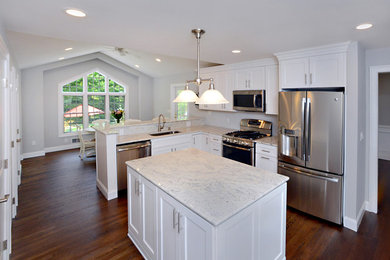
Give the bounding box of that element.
[261,150,270,153]
[261,156,270,160]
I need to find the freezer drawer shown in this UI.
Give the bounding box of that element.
[278,162,343,224]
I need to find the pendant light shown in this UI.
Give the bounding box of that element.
[173,29,228,105]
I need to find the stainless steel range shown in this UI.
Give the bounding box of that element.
[222,119,272,166]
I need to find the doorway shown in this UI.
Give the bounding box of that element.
[368,66,390,213]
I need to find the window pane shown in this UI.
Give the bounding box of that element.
[109,79,125,93]
[176,90,188,120]
[62,78,83,92]
[88,95,106,125]
[87,72,105,92]
[109,96,125,122]
[63,96,83,133]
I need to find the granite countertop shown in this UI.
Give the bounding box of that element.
[255,136,278,147]
[117,125,235,145]
[126,148,288,226]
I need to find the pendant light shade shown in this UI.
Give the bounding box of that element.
[173,28,229,105]
[196,80,228,105]
[173,84,199,103]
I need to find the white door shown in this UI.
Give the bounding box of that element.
[309,53,346,87]
[159,191,179,260]
[279,58,309,89]
[128,171,141,239]
[0,48,11,259]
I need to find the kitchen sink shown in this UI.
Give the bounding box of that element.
[149,130,181,136]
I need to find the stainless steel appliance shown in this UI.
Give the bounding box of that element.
[233,90,266,112]
[116,140,151,191]
[278,89,344,224]
[222,119,272,166]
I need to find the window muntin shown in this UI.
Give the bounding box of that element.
[63,96,84,133]
[60,71,127,135]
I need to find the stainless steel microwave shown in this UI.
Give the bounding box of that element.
[233,90,265,112]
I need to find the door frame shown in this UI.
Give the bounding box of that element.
[367,65,390,213]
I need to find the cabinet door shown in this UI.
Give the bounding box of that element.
[222,71,235,111]
[279,58,309,89]
[128,170,142,240]
[159,192,180,260]
[309,53,346,87]
[235,69,250,90]
[265,65,279,115]
[192,134,206,151]
[152,145,173,156]
[249,66,266,90]
[207,134,222,156]
[256,154,277,172]
[141,177,158,259]
[174,142,191,152]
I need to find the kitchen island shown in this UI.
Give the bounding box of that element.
[126,148,289,260]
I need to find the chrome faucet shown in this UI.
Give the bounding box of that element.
[158,114,166,132]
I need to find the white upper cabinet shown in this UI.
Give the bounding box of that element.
[265,65,279,115]
[276,42,349,90]
[309,53,346,87]
[235,66,266,90]
[279,58,309,89]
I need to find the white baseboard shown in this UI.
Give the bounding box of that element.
[343,201,367,232]
[44,143,80,153]
[96,178,118,201]
[22,150,45,159]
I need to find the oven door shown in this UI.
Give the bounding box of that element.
[223,142,254,166]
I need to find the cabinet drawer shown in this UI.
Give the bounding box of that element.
[256,154,277,172]
[256,143,277,157]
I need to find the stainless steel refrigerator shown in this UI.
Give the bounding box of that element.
[278,90,344,224]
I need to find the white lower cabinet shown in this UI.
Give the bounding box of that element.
[128,169,158,260]
[128,166,287,260]
[192,133,222,156]
[255,143,278,172]
[152,134,192,156]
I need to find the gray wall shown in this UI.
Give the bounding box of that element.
[378,73,390,126]
[21,53,154,154]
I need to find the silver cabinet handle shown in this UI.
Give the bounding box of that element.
[248,79,250,88]
[173,209,177,229]
[177,212,181,234]
[213,148,219,151]
[261,156,270,160]
[193,137,195,145]
[261,149,270,153]
[138,181,142,195]
[134,179,138,196]
[0,194,9,204]
[310,73,313,84]
[16,138,22,143]
[305,74,307,85]
[206,137,208,144]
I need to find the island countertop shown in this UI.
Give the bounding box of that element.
[126,148,289,226]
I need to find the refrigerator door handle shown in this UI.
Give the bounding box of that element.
[301,97,306,161]
[279,164,339,183]
[306,98,311,161]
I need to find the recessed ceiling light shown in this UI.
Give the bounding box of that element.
[232,50,241,54]
[356,23,373,30]
[65,47,73,51]
[155,58,162,62]
[65,9,86,18]
[58,57,65,60]
[135,64,140,68]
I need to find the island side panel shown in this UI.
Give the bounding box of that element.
[96,131,118,200]
[216,183,287,260]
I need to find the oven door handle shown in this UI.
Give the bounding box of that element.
[223,143,252,152]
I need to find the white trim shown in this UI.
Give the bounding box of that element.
[367,65,390,214]
[22,151,45,159]
[343,201,367,232]
[44,143,80,153]
[170,83,187,120]
[96,178,117,200]
[275,42,351,60]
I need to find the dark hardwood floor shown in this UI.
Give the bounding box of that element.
[11,150,390,259]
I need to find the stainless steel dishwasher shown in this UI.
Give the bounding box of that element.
[116,140,151,191]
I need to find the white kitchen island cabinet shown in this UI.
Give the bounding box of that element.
[127,148,288,260]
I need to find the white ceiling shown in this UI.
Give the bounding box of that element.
[6,31,217,77]
[1,0,390,75]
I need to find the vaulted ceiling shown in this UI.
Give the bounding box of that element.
[1,0,389,76]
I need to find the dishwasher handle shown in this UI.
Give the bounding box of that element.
[117,141,151,152]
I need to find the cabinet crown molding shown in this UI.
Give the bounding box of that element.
[200,57,277,73]
[275,41,352,61]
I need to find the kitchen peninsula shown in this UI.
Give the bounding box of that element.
[126,148,288,260]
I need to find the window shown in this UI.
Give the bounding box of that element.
[171,84,189,120]
[59,70,128,135]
